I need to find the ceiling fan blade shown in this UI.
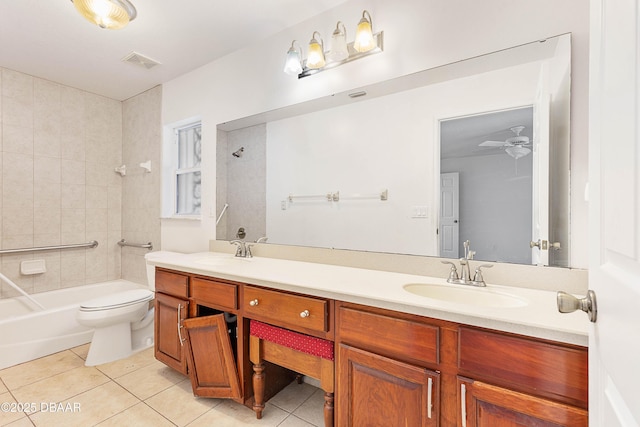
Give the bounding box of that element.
[479,140,506,147]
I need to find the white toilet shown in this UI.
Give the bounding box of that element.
[77,266,156,366]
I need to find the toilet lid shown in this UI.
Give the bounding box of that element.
[80,289,153,311]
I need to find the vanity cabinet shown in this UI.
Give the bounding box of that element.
[153,267,588,426]
[153,268,329,407]
[154,269,190,374]
[457,327,588,427]
[182,276,242,399]
[336,302,588,427]
[154,269,243,398]
[336,303,442,426]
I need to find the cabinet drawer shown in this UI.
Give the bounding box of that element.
[243,286,328,334]
[191,277,237,311]
[155,269,189,298]
[338,305,439,365]
[458,326,588,408]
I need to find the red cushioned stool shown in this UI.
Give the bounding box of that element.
[249,319,334,427]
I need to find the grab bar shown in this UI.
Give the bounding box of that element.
[0,241,98,255]
[118,239,153,250]
[0,272,45,311]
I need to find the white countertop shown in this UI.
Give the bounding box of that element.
[145,251,589,347]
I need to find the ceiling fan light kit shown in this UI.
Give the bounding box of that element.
[479,125,533,159]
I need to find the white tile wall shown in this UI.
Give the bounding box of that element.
[0,68,162,297]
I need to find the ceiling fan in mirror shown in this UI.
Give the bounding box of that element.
[479,125,532,159]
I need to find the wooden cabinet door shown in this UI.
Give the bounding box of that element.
[182,314,242,399]
[155,292,188,374]
[337,344,439,427]
[458,377,587,427]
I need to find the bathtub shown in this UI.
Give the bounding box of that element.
[0,280,149,370]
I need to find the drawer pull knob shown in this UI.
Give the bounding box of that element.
[249,299,259,306]
[300,310,310,318]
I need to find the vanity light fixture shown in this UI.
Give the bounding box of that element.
[327,21,349,62]
[283,40,303,76]
[71,0,137,30]
[306,31,326,69]
[283,10,384,79]
[353,10,376,52]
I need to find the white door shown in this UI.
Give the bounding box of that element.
[439,172,459,258]
[532,78,550,266]
[588,0,640,425]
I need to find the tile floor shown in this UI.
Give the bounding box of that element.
[0,345,324,427]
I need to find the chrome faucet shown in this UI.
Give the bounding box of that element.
[230,236,268,258]
[441,240,492,287]
[230,240,250,258]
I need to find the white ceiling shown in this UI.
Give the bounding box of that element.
[0,0,349,101]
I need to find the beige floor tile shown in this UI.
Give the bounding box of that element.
[0,381,7,394]
[292,388,325,427]
[11,366,109,404]
[268,381,317,413]
[145,379,220,426]
[187,400,288,427]
[0,351,84,390]
[29,382,138,427]
[1,417,34,427]
[278,415,316,427]
[113,360,185,400]
[0,391,28,426]
[69,344,90,361]
[95,402,174,427]
[96,347,156,379]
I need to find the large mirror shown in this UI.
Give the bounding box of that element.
[216,33,571,267]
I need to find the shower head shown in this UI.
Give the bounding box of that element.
[232,147,244,158]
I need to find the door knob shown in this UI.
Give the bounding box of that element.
[557,290,597,322]
[530,239,548,249]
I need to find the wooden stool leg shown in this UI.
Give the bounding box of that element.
[295,374,303,384]
[252,362,265,419]
[323,392,334,427]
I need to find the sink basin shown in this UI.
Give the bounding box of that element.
[193,254,250,266]
[403,283,527,308]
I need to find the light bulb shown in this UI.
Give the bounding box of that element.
[327,22,349,62]
[307,31,326,69]
[283,41,303,76]
[353,10,376,52]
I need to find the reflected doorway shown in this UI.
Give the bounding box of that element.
[439,107,534,264]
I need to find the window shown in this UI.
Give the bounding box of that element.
[173,122,201,216]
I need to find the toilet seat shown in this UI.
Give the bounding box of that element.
[80,289,153,312]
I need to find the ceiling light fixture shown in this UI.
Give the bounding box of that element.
[71,0,137,30]
[306,31,326,69]
[284,10,384,79]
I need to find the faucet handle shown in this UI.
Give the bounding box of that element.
[230,240,244,257]
[245,242,256,258]
[441,261,459,280]
[473,264,493,283]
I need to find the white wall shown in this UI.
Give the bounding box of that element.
[161,0,590,268]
